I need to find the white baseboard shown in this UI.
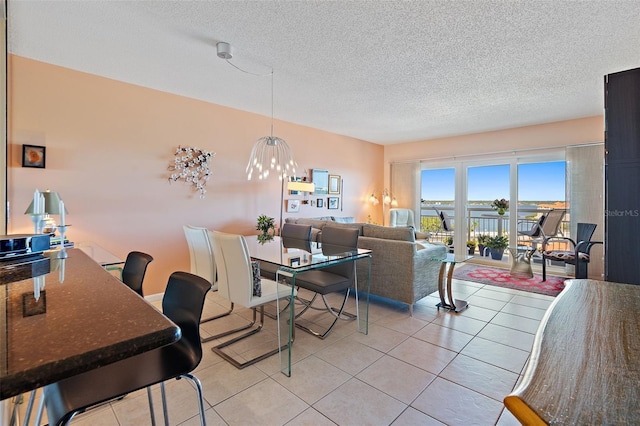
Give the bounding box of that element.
[144,292,163,303]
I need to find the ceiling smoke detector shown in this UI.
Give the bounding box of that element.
[216,42,233,59]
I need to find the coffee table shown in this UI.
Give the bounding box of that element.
[507,245,535,278]
[433,253,472,312]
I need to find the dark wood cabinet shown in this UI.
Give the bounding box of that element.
[604,67,640,285]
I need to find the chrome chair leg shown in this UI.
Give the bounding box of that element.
[200,301,234,323]
[212,306,291,369]
[202,304,257,343]
[200,302,235,342]
[34,390,46,426]
[181,373,207,426]
[160,382,169,426]
[146,387,156,426]
[296,289,354,339]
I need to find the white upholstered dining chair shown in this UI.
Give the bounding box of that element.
[183,225,234,342]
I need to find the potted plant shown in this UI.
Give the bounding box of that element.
[466,240,476,255]
[444,236,454,253]
[256,215,275,243]
[477,234,489,256]
[485,235,508,260]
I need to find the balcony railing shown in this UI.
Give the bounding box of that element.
[420,204,570,252]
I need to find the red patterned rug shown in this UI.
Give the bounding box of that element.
[452,264,567,297]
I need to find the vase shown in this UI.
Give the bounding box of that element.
[490,248,504,260]
[498,208,506,216]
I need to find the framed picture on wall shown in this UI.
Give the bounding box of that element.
[329,175,341,194]
[316,198,324,208]
[311,169,329,195]
[22,144,46,168]
[328,197,339,210]
[286,199,300,213]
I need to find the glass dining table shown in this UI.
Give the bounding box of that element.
[244,235,372,376]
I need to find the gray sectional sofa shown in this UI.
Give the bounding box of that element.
[284,217,447,315]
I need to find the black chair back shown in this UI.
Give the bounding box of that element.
[121,251,154,296]
[44,271,210,425]
[576,223,597,254]
[163,271,211,367]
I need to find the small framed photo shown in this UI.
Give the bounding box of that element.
[316,198,324,208]
[286,199,300,213]
[329,175,341,194]
[328,197,339,210]
[22,145,46,168]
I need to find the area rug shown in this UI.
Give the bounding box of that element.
[452,264,567,297]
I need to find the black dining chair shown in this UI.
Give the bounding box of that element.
[121,251,154,296]
[292,225,359,339]
[541,222,602,281]
[43,271,210,426]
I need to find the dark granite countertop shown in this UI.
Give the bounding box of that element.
[0,248,180,400]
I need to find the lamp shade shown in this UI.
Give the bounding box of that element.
[287,181,315,192]
[24,190,68,214]
[246,136,297,181]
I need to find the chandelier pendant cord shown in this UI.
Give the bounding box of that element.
[224,59,275,138]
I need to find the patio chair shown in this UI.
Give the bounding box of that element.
[517,209,566,249]
[389,208,429,239]
[433,208,454,250]
[541,223,602,281]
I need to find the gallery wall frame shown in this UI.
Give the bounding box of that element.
[311,169,329,195]
[22,144,46,168]
[286,199,300,213]
[329,175,341,194]
[328,197,339,210]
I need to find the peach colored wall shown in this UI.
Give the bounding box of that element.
[7,56,384,295]
[383,116,604,183]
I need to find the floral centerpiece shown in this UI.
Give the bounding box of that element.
[256,215,276,243]
[491,198,509,215]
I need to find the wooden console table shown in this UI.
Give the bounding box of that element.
[504,279,640,424]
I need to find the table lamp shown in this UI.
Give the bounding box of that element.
[24,189,68,235]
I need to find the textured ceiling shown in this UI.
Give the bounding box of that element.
[7,1,640,145]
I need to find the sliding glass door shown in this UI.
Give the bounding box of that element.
[421,152,566,261]
[420,167,455,245]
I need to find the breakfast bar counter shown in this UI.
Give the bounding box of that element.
[504,279,640,424]
[0,248,180,400]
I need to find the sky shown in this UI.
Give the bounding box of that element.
[421,161,566,201]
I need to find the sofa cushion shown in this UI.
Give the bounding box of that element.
[293,218,330,229]
[332,216,355,223]
[362,224,416,242]
[322,221,364,235]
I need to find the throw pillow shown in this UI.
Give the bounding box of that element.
[251,260,262,297]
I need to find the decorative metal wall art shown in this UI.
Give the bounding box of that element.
[168,146,215,197]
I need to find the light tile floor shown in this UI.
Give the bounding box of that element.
[22,278,556,426]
